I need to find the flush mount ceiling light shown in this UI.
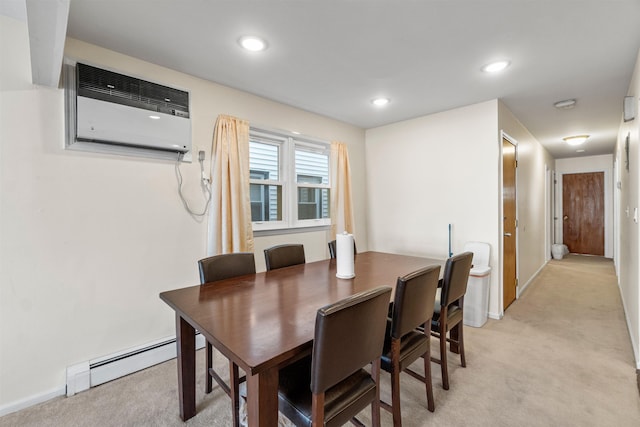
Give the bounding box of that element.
[481,60,510,73]
[563,135,590,146]
[554,99,577,109]
[238,36,268,52]
[372,97,390,107]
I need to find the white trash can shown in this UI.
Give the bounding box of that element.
[463,242,491,328]
[463,265,491,327]
[551,244,568,260]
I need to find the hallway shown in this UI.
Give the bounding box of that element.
[461,254,640,425]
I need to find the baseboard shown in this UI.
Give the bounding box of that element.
[87,334,205,389]
[618,284,640,370]
[488,312,502,320]
[518,260,548,297]
[486,260,548,322]
[0,333,205,416]
[0,386,66,417]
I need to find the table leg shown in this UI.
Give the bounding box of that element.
[247,367,279,426]
[176,314,196,421]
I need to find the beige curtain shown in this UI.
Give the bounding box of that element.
[207,115,254,255]
[330,141,355,238]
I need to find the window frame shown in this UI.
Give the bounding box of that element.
[292,140,331,228]
[249,131,288,231]
[249,127,331,232]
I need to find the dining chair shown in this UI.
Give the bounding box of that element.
[428,251,474,390]
[328,238,357,259]
[380,265,441,426]
[277,286,392,427]
[264,243,305,271]
[198,252,256,427]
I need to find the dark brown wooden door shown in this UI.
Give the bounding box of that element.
[562,172,604,255]
[502,138,517,310]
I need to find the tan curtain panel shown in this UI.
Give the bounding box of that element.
[330,141,355,238]
[207,115,254,255]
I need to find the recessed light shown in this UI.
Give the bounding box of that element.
[149,115,161,120]
[576,149,586,153]
[239,36,268,52]
[554,99,576,109]
[563,135,589,146]
[372,97,390,107]
[482,60,510,73]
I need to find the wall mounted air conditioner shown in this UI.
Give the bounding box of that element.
[64,60,192,161]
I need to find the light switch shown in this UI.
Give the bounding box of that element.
[634,207,638,224]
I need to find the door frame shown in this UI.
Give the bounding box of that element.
[546,164,553,261]
[561,171,605,255]
[500,131,519,316]
[555,157,613,258]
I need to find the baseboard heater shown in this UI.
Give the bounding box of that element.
[66,333,205,396]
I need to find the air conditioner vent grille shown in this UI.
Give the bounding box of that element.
[77,63,189,116]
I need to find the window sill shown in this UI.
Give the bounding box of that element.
[253,224,331,237]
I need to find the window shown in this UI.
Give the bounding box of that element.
[249,137,282,223]
[249,129,331,231]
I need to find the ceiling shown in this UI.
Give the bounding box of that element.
[6,1,640,158]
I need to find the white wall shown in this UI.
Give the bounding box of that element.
[366,100,553,320]
[615,48,640,369]
[555,155,614,258]
[365,100,503,316]
[0,16,366,409]
[498,101,556,294]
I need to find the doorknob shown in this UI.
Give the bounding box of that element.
[563,215,569,221]
[504,232,512,237]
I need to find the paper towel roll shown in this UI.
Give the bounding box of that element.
[336,232,355,279]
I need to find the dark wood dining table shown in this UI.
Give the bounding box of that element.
[159,251,443,426]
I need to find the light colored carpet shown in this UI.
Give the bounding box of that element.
[1,255,639,426]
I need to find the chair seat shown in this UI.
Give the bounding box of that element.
[433,288,463,329]
[432,305,463,332]
[380,329,429,372]
[278,356,377,427]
